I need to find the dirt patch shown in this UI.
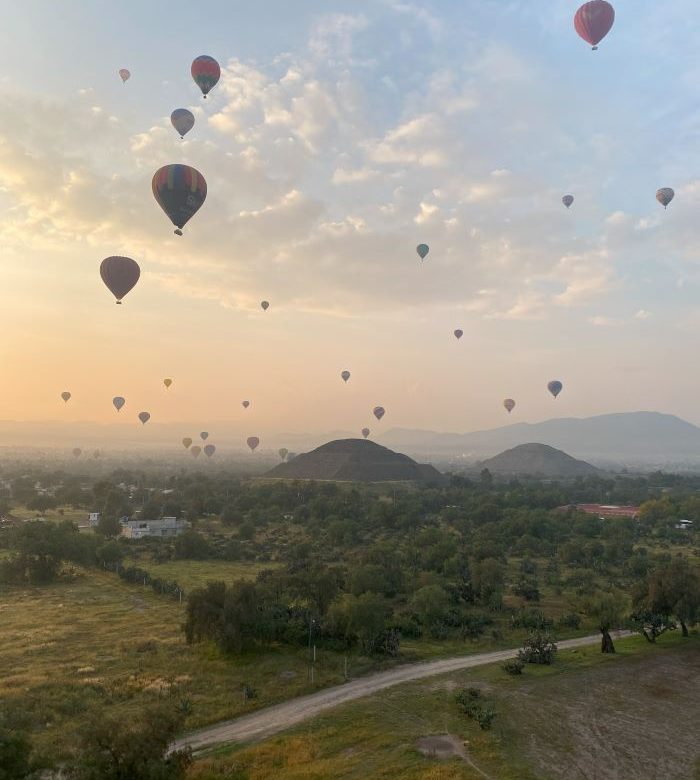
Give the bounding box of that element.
[416,733,468,761]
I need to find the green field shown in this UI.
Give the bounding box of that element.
[121,558,279,591]
[189,635,700,780]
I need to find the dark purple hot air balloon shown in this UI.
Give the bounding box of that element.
[361,428,370,439]
[247,436,260,452]
[152,165,207,236]
[454,329,463,340]
[547,380,563,398]
[562,195,574,209]
[503,398,515,414]
[203,444,216,457]
[574,1,615,50]
[100,256,140,304]
[138,411,151,425]
[373,406,385,421]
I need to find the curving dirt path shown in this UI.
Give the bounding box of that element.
[171,630,633,755]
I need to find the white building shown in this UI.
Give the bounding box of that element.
[121,516,190,539]
[88,512,101,528]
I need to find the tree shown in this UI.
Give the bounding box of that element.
[326,592,390,654]
[635,557,700,638]
[0,728,32,780]
[409,585,452,635]
[69,704,190,780]
[173,530,211,560]
[581,593,625,653]
[96,514,122,538]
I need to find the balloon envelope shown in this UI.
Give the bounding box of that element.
[247,436,260,452]
[261,301,269,311]
[171,108,195,138]
[100,256,140,303]
[203,444,216,457]
[152,165,207,234]
[61,391,71,403]
[574,1,615,49]
[341,370,351,383]
[242,401,250,409]
[191,55,221,98]
[200,431,209,441]
[454,329,463,340]
[373,406,385,421]
[182,437,192,449]
[138,411,151,424]
[656,188,674,209]
[503,398,516,413]
[547,380,563,398]
[562,195,574,208]
[416,244,429,260]
[190,445,202,458]
[362,428,370,439]
[163,378,173,388]
[278,448,288,460]
[112,396,125,412]
[118,68,130,83]
[72,448,82,457]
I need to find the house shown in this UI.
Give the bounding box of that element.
[121,516,190,539]
[88,512,101,528]
[675,519,694,530]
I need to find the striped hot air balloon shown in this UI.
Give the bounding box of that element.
[191,55,220,98]
[152,165,207,235]
[574,1,615,50]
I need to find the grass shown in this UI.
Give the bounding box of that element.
[188,633,699,780]
[121,558,278,591]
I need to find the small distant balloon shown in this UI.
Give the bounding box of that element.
[152,164,207,235]
[182,437,193,449]
[416,244,429,261]
[261,300,270,311]
[138,412,151,425]
[503,398,516,414]
[341,370,351,383]
[278,448,288,460]
[361,428,370,439]
[203,444,216,457]
[163,378,173,389]
[118,68,130,83]
[547,380,563,399]
[574,1,615,50]
[373,406,385,421]
[242,401,250,409]
[72,448,82,458]
[170,108,195,139]
[61,391,71,403]
[562,195,574,209]
[247,436,260,452]
[190,445,202,458]
[191,55,221,98]
[112,396,125,412]
[656,188,674,209]
[200,431,209,441]
[454,329,463,340]
[100,256,140,304]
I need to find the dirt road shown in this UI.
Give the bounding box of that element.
[171,630,633,754]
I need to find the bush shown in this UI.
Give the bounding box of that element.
[518,631,557,665]
[502,658,525,675]
[557,612,581,630]
[455,687,496,730]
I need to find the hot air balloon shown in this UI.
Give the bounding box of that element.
[278,448,288,460]
[503,398,516,414]
[261,300,270,311]
[171,108,195,139]
[138,412,151,425]
[152,165,207,235]
[562,195,574,208]
[656,188,674,209]
[547,380,563,399]
[373,406,385,421]
[242,401,250,409]
[362,428,370,439]
[100,256,140,304]
[72,448,82,458]
[191,445,202,458]
[113,396,125,412]
[416,244,429,261]
[182,437,193,449]
[341,370,351,383]
[118,68,130,83]
[163,378,173,389]
[454,329,463,340]
[574,1,615,50]
[247,436,260,452]
[203,444,216,457]
[200,432,209,441]
[61,391,71,403]
[191,55,220,98]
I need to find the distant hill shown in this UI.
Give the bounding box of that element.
[265,439,445,483]
[479,443,600,478]
[378,412,700,467]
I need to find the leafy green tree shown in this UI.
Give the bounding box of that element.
[173,530,211,560]
[326,592,390,653]
[580,593,625,653]
[635,557,700,637]
[409,584,452,635]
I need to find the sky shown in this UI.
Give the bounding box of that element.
[1,0,700,443]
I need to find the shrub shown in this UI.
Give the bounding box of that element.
[502,658,525,675]
[518,631,557,665]
[455,687,496,730]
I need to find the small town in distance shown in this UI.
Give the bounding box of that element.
[1,2,699,779]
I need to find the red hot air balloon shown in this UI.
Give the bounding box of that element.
[152,165,207,236]
[100,256,140,304]
[138,411,151,425]
[454,329,463,340]
[574,1,615,50]
[373,406,385,421]
[203,444,216,457]
[247,436,260,452]
[361,428,370,439]
[503,398,516,414]
[191,55,221,98]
